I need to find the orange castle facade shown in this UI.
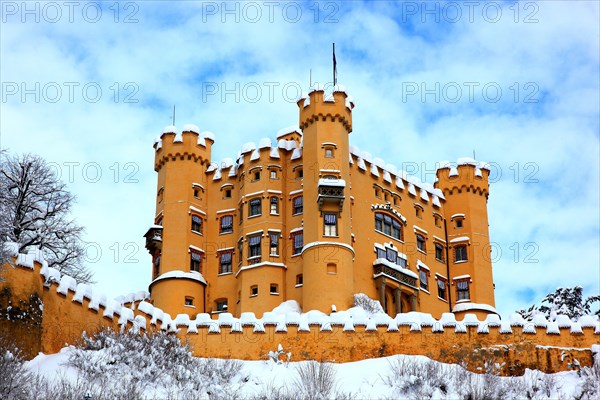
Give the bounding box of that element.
[144,84,497,320]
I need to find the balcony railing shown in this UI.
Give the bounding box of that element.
[317,178,345,210]
[373,263,417,288]
[144,226,163,253]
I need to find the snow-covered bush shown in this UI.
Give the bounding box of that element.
[66,328,243,397]
[353,293,384,315]
[576,349,600,399]
[382,356,451,399]
[0,335,31,400]
[293,360,339,400]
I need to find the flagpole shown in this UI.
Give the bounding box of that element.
[333,43,337,86]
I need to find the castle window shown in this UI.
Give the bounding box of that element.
[438,279,447,300]
[415,205,423,219]
[292,231,303,255]
[219,251,233,274]
[384,193,389,202]
[296,274,303,286]
[184,297,194,307]
[237,238,243,264]
[435,243,445,262]
[456,280,470,301]
[153,254,161,277]
[190,251,202,273]
[270,284,279,295]
[224,189,232,199]
[239,203,243,222]
[220,215,233,234]
[270,196,279,215]
[376,246,407,268]
[191,215,202,234]
[157,187,164,203]
[374,212,404,241]
[434,214,442,228]
[250,285,258,297]
[324,147,334,158]
[249,198,262,217]
[455,245,468,262]
[292,196,303,215]
[455,219,463,228]
[324,213,338,237]
[375,187,381,198]
[216,299,228,312]
[269,233,279,256]
[416,234,426,253]
[193,189,199,198]
[248,234,262,259]
[270,170,278,180]
[327,263,337,274]
[393,195,399,206]
[296,169,303,179]
[419,270,429,291]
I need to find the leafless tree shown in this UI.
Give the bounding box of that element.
[0,152,93,283]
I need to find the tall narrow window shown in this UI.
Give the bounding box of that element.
[419,270,428,290]
[435,243,445,262]
[324,213,338,236]
[248,235,262,259]
[293,196,303,215]
[249,198,261,217]
[269,233,279,256]
[270,170,277,180]
[438,279,447,300]
[220,215,233,234]
[219,251,233,274]
[191,215,202,233]
[190,251,202,273]
[457,280,470,300]
[270,196,279,215]
[296,274,303,286]
[216,299,228,312]
[153,254,160,277]
[237,238,243,264]
[239,203,243,222]
[455,245,468,262]
[292,232,303,255]
[416,234,426,253]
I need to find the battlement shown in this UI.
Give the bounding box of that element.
[297,84,354,133]
[2,255,599,374]
[153,124,214,172]
[436,158,490,197]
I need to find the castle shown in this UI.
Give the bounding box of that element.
[144,83,497,320]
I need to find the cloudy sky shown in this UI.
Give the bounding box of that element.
[1,1,598,316]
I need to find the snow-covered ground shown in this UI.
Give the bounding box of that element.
[23,346,597,399]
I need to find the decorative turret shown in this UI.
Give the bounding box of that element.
[146,124,214,317]
[297,84,356,312]
[435,158,496,318]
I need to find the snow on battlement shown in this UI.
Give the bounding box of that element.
[153,125,215,150]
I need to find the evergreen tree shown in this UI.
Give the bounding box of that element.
[517,286,600,321]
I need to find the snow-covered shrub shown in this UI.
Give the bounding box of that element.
[264,344,291,365]
[293,360,338,400]
[66,328,243,397]
[382,356,450,399]
[353,293,384,315]
[0,335,31,400]
[576,350,600,399]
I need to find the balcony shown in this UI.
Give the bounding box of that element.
[144,225,163,253]
[317,178,345,211]
[373,261,418,289]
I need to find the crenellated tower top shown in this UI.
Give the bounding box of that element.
[435,158,490,198]
[297,84,354,133]
[153,124,214,172]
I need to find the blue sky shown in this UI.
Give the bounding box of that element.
[1,0,598,316]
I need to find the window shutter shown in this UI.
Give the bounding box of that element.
[324,214,337,225]
[191,252,202,261]
[270,233,278,246]
[294,233,303,248]
[457,280,469,290]
[249,235,261,246]
[250,198,261,206]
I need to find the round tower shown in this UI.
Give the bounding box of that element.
[435,160,497,319]
[297,84,356,312]
[145,124,213,317]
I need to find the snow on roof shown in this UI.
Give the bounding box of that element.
[432,196,441,207]
[201,131,215,141]
[357,157,367,171]
[270,146,280,159]
[182,123,200,133]
[162,125,176,134]
[370,164,380,177]
[408,183,417,196]
[452,302,498,314]
[57,275,77,295]
[450,236,470,243]
[291,148,302,160]
[318,178,346,187]
[151,270,207,285]
[451,213,465,219]
[250,149,260,161]
[220,158,234,169]
[241,142,256,154]
[420,189,429,202]
[276,125,302,138]
[452,274,471,281]
[278,139,297,151]
[373,258,418,279]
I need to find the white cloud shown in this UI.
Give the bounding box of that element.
[1,1,598,316]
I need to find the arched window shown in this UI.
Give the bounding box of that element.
[374,212,403,240]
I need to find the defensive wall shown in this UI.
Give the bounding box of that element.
[1,254,598,376]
